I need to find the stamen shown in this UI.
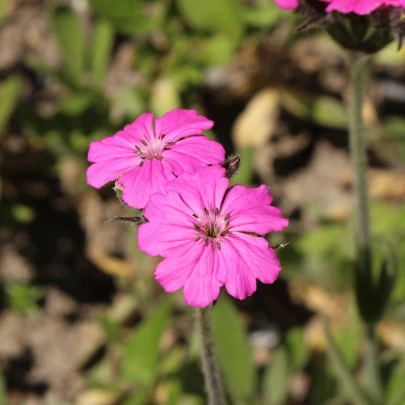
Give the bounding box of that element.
[204,208,209,215]
[141,140,148,146]
[192,214,199,219]
[139,161,144,167]
[194,224,201,231]
[205,238,209,246]
[216,241,221,250]
[224,213,230,221]
[215,208,219,216]
[195,236,201,242]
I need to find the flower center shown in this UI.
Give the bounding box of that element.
[193,208,230,249]
[135,135,173,164]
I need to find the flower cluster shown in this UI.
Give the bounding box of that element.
[87,109,288,307]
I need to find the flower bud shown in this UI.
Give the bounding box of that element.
[222,155,240,179]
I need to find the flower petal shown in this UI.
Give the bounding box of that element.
[154,109,214,143]
[154,240,199,293]
[182,243,222,307]
[86,157,139,189]
[153,241,222,307]
[88,133,137,162]
[216,233,281,300]
[324,0,398,14]
[119,159,174,209]
[275,0,299,9]
[165,166,229,215]
[122,112,155,142]
[163,136,225,175]
[221,184,289,235]
[139,191,196,256]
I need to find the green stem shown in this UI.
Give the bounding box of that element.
[348,52,371,266]
[348,52,383,403]
[364,325,383,404]
[196,307,227,405]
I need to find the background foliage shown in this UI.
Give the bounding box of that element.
[1,0,405,404]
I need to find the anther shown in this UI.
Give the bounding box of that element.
[204,208,209,215]
[192,214,199,219]
[139,161,144,167]
[141,140,148,146]
[135,146,142,154]
[205,238,210,246]
[216,241,221,250]
[193,224,201,231]
[215,208,219,216]
[224,213,230,221]
[194,236,201,242]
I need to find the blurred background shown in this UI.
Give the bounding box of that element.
[1,1,405,404]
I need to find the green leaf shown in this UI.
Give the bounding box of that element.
[90,19,114,90]
[324,320,371,405]
[121,300,171,386]
[285,328,309,371]
[212,297,256,400]
[176,0,243,48]
[386,357,405,405]
[89,0,140,18]
[59,92,96,116]
[0,75,23,140]
[242,1,284,29]
[311,96,347,129]
[0,373,7,405]
[150,78,180,117]
[0,0,6,24]
[263,346,290,405]
[89,0,165,34]
[50,5,85,88]
[334,305,362,368]
[122,389,149,405]
[5,282,43,315]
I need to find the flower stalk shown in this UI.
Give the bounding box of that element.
[348,52,383,402]
[196,306,227,405]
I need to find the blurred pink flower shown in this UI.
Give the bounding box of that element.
[274,0,405,14]
[325,0,405,14]
[86,109,225,209]
[275,0,299,10]
[138,166,289,307]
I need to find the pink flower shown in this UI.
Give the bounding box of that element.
[86,109,225,209]
[324,0,405,14]
[138,166,289,308]
[275,0,299,10]
[274,0,405,13]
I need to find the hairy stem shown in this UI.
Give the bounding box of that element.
[349,52,371,268]
[196,307,227,405]
[348,52,383,402]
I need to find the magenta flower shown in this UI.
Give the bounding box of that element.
[325,0,405,14]
[138,166,289,308]
[275,0,299,10]
[274,0,405,14]
[86,109,225,209]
